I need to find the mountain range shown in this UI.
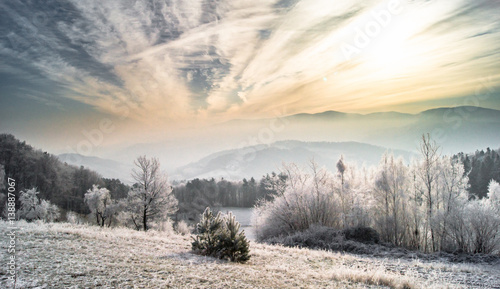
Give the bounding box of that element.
[59,106,500,182]
[58,153,134,184]
[171,140,414,180]
[214,106,500,157]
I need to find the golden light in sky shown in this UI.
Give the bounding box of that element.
[0,0,499,161]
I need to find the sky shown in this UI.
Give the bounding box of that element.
[1,0,500,163]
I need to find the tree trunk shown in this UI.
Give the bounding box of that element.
[143,205,148,231]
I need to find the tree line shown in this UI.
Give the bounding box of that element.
[455,147,500,199]
[172,173,285,221]
[2,132,497,218]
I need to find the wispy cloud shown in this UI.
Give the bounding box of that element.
[1,0,500,128]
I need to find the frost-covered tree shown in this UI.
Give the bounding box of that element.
[125,156,178,231]
[463,180,500,254]
[335,156,351,228]
[340,161,371,228]
[406,160,425,250]
[84,184,114,227]
[18,188,60,222]
[18,188,42,221]
[217,211,251,262]
[415,134,441,252]
[435,156,468,251]
[337,155,346,186]
[39,199,60,222]
[373,153,409,246]
[488,180,500,212]
[466,198,500,254]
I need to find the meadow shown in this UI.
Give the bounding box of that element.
[1,221,499,289]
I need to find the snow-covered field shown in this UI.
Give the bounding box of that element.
[1,221,499,288]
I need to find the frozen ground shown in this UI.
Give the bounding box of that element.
[0,221,499,288]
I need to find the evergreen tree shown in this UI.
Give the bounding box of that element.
[192,207,250,263]
[217,212,251,263]
[192,207,224,257]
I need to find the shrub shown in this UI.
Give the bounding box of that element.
[66,211,84,224]
[175,220,193,235]
[342,226,380,244]
[253,162,371,242]
[150,218,174,234]
[264,225,373,254]
[192,207,250,263]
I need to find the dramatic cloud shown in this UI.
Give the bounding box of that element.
[1,0,500,141]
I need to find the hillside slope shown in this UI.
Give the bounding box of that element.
[1,221,498,288]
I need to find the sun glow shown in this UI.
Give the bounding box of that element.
[360,15,424,77]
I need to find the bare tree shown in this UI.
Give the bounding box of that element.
[126,156,178,231]
[374,153,409,246]
[436,156,468,250]
[416,134,441,252]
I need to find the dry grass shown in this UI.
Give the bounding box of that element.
[0,221,498,288]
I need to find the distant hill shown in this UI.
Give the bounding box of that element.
[103,106,500,172]
[58,153,133,184]
[172,140,413,180]
[214,106,500,156]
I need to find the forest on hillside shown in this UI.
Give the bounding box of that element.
[0,134,128,215]
[455,148,500,198]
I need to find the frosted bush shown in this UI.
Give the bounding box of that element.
[175,220,192,235]
[150,218,174,234]
[66,211,84,224]
[253,162,347,241]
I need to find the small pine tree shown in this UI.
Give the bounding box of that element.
[217,212,251,262]
[192,207,224,257]
[192,207,251,263]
